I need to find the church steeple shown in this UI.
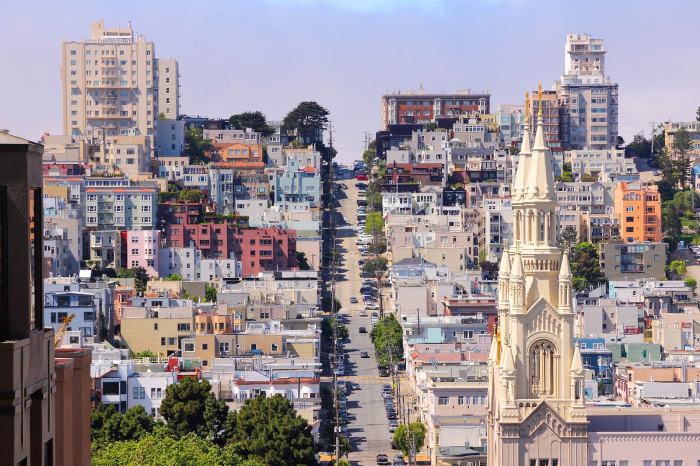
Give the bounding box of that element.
[512,92,532,203]
[525,84,557,202]
[558,248,573,313]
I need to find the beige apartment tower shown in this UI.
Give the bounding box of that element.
[61,21,156,149]
[157,58,180,118]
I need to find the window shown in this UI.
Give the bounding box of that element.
[153,323,158,330]
[218,342,230,354]
[177,323,191,332]
[457,396,465,405]
[160,337,166,346]
[202,343,208,350]
[438,397,449,405]
[184,343,195,352]
[167,337,176,345]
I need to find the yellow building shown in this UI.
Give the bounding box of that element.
[120,306,194,355]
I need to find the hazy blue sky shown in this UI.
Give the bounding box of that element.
[2,0,699,162]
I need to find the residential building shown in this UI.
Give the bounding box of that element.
[567,148,637,180]
[0,133,58,466]
[599,242,667,281]
[496,104,525,147]
[556,33,619,150]
[120,305,194,355]
[479,195,513,262]
[81,185,158,230]
[155,119,185,156]
[44,211,83,276]
[204,128,261,145]
[384,162,445,191]
[160,201,235,258]
[44,291,98,339]
[232,228,298,277]
[664,120,700,160]
[529,89,562,152]
[156,58,179,119]
[381,90,490,129]
[126,230,161,276]
[61,21,156,150]
[89,230,122,269]
[613,181,662,243]
[268,158,321,207]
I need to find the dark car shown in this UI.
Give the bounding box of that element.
[379,368,390,377]
[359,326,367,333]
[349,296,358,304]
[393,454,406,465]
[376,454,390,465]
[361,351,370,358]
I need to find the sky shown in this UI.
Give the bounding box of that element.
[1,0,699,163]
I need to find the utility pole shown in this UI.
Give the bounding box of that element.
[650,121,656,158]
[362,131,372,152]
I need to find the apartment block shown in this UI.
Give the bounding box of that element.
[126,230,160,276]
[599,242,667,281]
[613,181,662,243]
[120,306,194,355]
[268,158,321,207]
[529,89,562,152]
[156,58,179,119]
[381,91,490,129]
[233,228,298,277]
[556,33,619,150]
[89,230,122,269]
[61,21,156,150]
[0,132,59,465]
[156,119,185,156]
[81,185,158,230]
[496,104,525,147]
[664,121,700,160]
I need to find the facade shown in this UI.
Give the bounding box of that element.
[613,181,662,243]
[81,185,158,231]
[556,33,619,150]
[89,230,122,269]
[44,291,97,338]
[381,91,490,129]
[664,121,700,160]
[61,21,156,150]
[496,104,525,147]
[120,305,194,355]
[529,89,562,153]
[599,242,667,281]
[155,119,185,156]
[156,58,179,119]
[0,133,58,465]
[269,158,321,207]
[487,107,588,465]
[126,230,161,276]
[233,228,298,277]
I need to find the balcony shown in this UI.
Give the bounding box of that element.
[86,82,133,90]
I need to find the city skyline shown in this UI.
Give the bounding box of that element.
[2,0,700,161]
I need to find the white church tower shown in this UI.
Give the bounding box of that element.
[487,87,587,466]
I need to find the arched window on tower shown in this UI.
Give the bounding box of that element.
[529,339,557,397]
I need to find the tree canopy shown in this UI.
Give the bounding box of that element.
[160,378,229,442]
[362,257,388,275]
[296,251,311,270]
[570,242,604,292]
[392,422,427,458]
[185,126,213,164]
[118,267,150,294]
[370,314,403,366]
[91,404,154,448]
[229,111,274,136]
[229,395,317,466]
[282,101,329,143]
[364,212,384,239]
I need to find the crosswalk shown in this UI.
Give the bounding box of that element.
[321,375,407,384]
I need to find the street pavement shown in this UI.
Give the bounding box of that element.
[331,175,396,465]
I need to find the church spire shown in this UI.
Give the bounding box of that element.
[526,83,556,202]
[558,249,573,312]
[512,92,532,201]
[509,246,525,314]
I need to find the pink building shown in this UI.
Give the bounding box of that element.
[126,230,161,277]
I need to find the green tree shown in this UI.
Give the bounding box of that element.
[296,251,311,270]
[321,295,342,313]
[368,240,387,255]
[164,273,183,281]
[558,162,574,182]
[92,425,250,466]
[669,259,688,276]
[672,128,693,188]
[160,378,221,440]
[229,395,317,466]
[133,350,157,359]
[185,126,213,164]
[696,106,700,122]
[392,422,427,459]
[558,225,578,249]
[625,133,652,158]
[229,111,274,136]
[282,101,329,143]
[685,277,697,290]
[118,267,150,295]
[205,284,218,303]
[365,212,384,241]
[362,257,388,275]
[178,189,206,204]
[322,317,349,341]
[366,191,382,212]
[370,314,403,366]
[203,394,231,446]
[570,242,604,292]
[91,404,154,447]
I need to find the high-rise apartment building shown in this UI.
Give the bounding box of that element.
[156,58,180,118]
[529,89,563,152]
[556,33,618,150]
[61,21,156,149]
[613,181,662,243]
[381,90,490,129]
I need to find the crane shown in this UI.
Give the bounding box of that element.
[54,314,75,348]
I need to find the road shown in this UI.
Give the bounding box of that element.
[331,173,395,464]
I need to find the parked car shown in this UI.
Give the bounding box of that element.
[356,174,368,181]
[361,351,370,358]
[359,310,368,317]
[376,454,390,465]
[393,455,406,465]
[359,326,367,333]
[349,296,358,304]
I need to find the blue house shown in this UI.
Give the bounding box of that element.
[576,337,614,395]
